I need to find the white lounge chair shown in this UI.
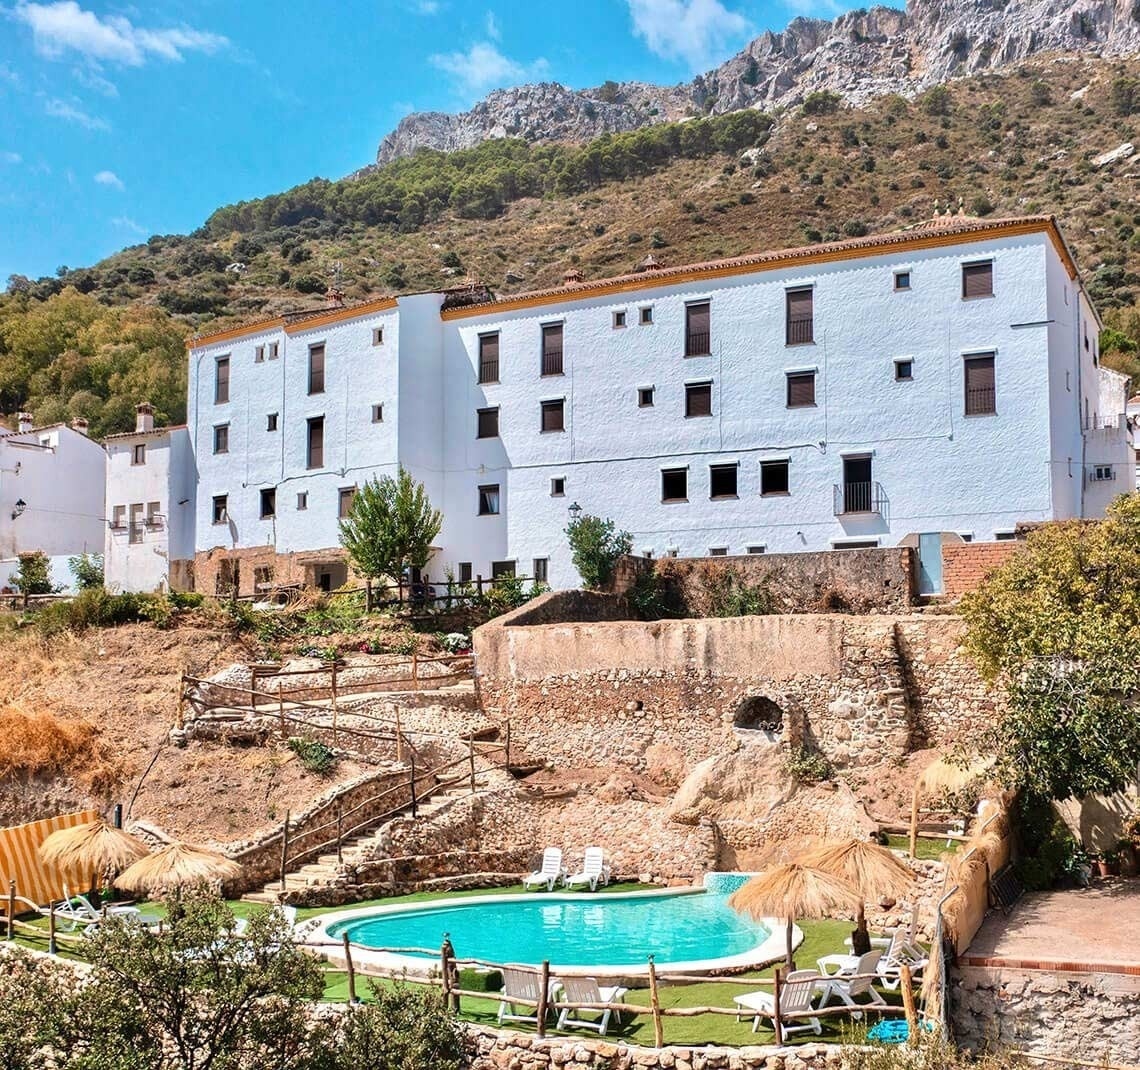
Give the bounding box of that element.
[556,975,628,1036]
[564,847,610,892]
[877,930,928,991]
[497,966,556,1025]
[817,949,886,1019]
[733,970,824,1036]
[523,848,566,892]
[53,888,153,932]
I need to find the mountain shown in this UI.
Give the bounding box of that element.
[375,0,1140,164]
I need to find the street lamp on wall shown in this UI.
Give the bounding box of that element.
[11,499,26,521]
[567,501,582,521]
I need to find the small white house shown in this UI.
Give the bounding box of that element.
[0,415,106,591]
[104,404,196,593]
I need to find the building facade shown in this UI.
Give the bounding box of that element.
[104,404,196,593]
[186,215,1132,596]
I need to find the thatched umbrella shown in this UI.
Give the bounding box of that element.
[909,754,995,857]
[799,839,915,954]
[114,842,241,897]
[729,863,860,970]
[39,819,149,885]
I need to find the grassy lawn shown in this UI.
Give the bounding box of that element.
[885,834,954,863]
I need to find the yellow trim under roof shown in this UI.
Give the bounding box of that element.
[187,295,398,349]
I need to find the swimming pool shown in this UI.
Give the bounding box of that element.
[320,887,784,975]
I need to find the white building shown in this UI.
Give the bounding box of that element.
[104,404,196,593]
[186,214,1132,596]
[0,415,106,591]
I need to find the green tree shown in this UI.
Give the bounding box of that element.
[564,514,632,589]
[69,552,104,590]
[339,469,443,611]
[13,551,56,598]
[331,980,464,1070]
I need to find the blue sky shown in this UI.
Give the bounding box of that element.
[0,0,882,281]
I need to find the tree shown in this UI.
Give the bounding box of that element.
[69,552,104,589]
[338,469,442,611]
[960,494,1140,800]
[564,514,632,589]
[13,551,56,599]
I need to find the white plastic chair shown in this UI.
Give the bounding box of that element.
[733,970,823,1036]
[556,975,628,1036]
[818,949,886,1018]
[497,966,557,1025]
[523,848,566,891]
[564,847,610,891]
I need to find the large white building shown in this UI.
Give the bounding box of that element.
[103,404,196,593]
[186,214,1132,596]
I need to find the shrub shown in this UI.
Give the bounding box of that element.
[68,552,104,590]
[331,980,464,1070]
[783,744,835,784]
[14,552,56,596]
[921,84,952,116]
[456,967,502,992]
[287,735,337,775]
[565,515,633,589]
[802,90,841,116]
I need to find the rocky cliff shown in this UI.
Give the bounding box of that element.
[375,0,1140,163]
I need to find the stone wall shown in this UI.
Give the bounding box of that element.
[940,541,1021,600]
[193,544,357,598]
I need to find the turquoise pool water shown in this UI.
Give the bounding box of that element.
[329,891,768,967]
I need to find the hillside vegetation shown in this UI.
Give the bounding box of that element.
[3,55,1140,434]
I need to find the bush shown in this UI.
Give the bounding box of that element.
[783,744,835,784]
[68,552,104,590]
[456,967,502,992]
[288,735,337,775]
[565,515,633,589]
[14,552,56,596]
[802,90,841,116]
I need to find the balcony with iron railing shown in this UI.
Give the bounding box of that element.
[478,356,500,384]
[684,331,710,357]
[965,386,996,416]
[834,481,888,518]
[541,347,563,376]
[786,317,814,346]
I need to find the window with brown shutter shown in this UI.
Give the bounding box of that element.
[786,288,814,345]
[308,344,325,395]
[964,354,996,415]
[709,463,737,499]
[307,416,324,469]
[541,323,563,376]
[786,372,816,408]
[685,381,712,418]
[338,486,356,518]
[661,468,688,502]
[479,332,500,383]
[213,424,229,455]
[962,261,993,299]
[477,407,499,439]
[685,301,711,356]
[540,399,564,432]
[215,357,230,404]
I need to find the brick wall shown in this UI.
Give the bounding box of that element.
[941,541,1021,599]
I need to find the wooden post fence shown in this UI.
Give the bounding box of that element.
[330,659,339,746]
[411,651,418,688]
[900,962,917,1039]
[395,706,404,763]
[772,967,784,1046]
[342,931,357,1003]
[280,811,290,890]
[536,960,550,1038]
[648,954,664,1048]
[409,752,418,819]
[6,880,14,941]
[278,687,286,740]
[48,902,56,955]
[336,802,343,865]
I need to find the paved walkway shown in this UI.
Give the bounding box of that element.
[962,879,1140,973]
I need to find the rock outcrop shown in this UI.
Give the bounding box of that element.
[374,0,1140,164]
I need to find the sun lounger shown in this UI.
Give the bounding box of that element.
[817,949,886,1018]
[523,848,567,892]
[497,966,559,1025]
[876,930,928,991]
[53,888,155,932]
[564,847,610,892]
[556,975,628,1036]
[733,970,824,1036]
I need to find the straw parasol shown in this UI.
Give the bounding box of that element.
[729,863,860,970]
[39,818,149,890]
[798,838,915,954]
[909,753,996,857]
[114,842,242,897]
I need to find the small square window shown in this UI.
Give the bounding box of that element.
[212,495,228,525]
[254,344,265,363]
[639,306,653,326]
[894,271,911,291]
[458,562,473,583]
[372,403,384,423]
[709,547,728,557]
[267,413,278,432]
[685,381,712,418]
[268,342,279,360]
[709,463,738,499]
[786,372,816,408]
[132,443,146,465]
[478,484,500,516]
[372,327,384,346]
[613,310,627,329]
[550,477,565,497]
[260,488,276,518]
[540,398,565,433]
[338,487,356,518]
[994,530,1016,541]
[962,261,993,299]
[662,467,687,502]
[747,545,766,554]
[477,407,499,439]
[296,492,308,511]
[638,387,655,407]
[895,359,914,381]
[761,460,790,496]
[533,558,549,583]
[213,424,229,455]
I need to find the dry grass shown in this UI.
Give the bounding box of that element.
[0,706,121,794]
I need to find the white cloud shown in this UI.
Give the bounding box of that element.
[44,97,110,130]
[94,168,124,190]
[410,0,440,13]
[73,65,118,97]
[15,2,227,67]
[628,0,751,69]
[1,151,22,164]
[111,216,147,235]
[429,41,548,97]
[485,11,500,40]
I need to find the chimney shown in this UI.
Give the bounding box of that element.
[17,412,33,433]
[71,417,89,436]
[562,268,584,285]
[135,402,154,433]
[325,286,345,308]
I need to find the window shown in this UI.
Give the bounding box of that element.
[213,424,229,455]
[254,344,265,363]
[709,547,728,557]
[638,387,655,407]
[111,505,126,530]
[268,342,279,360]
[492,560,516,579]
[478,332,500,384]
[214,356,230,404]
[962,261,993,299]
[129,503,144,544]
[895,359,914,381]
[786,288,814,345]
[1090,465,1116,482]
[639,306,653,326]
[308,344,325,395]
[540,398,565,433]
[613,310,627,329]
[266,413,278,432]
[477,406,499,439]
[296,492,308,511]
[709,463,738,499]
[132,443,146,465]
[894,271,911,291]
[253,566,274,591]
[747,545,766,555]
[144,501,159,526]
[260,488,276,518]
[478,484,500,515]
[371,404,384,423]
[661,467,688,502]
[541,323,563,376]
[685,381,712,418]
[786,371,816,408]
[550,477,565,497]
[458,562,473,583]
[833,539,879,550]
[372,327,384,346]
[964,354,996,415]
[685,301,711,356]
[533,558,549,583]
[338,486,356,518]
[306,416,324,469]
[761,460,790,496]
[212,495,228,525]
[994,530,1016,541]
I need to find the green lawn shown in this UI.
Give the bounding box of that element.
[885,834,954,863]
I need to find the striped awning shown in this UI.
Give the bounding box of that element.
[0,809,100,911]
